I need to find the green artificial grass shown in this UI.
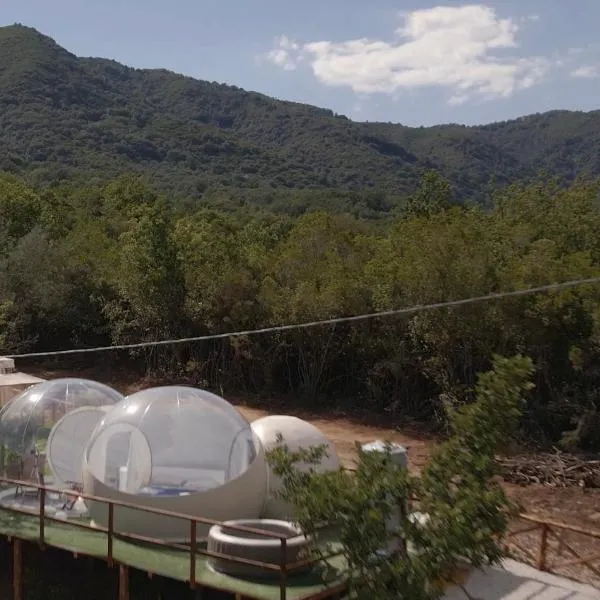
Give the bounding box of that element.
[0,507,346,600]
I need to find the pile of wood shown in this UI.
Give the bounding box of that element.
[498,452,600,488]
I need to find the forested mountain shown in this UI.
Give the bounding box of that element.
[1,23,599,211]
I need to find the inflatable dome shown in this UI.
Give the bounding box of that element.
[82,386,267,541]
[251,415,340,520]
[0,378,123,486]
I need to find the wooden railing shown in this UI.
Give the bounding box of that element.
[0,477,347,600]
[3,475,600,597]
[505,514,600,587]
[398,474,600,588]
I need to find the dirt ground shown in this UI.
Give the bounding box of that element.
[238,406,600,529]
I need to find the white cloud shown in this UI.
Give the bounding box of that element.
[265,35,299,71]
[571,65,599,79]
[263,5,554,104]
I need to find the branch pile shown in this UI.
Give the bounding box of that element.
[498,452,600,488]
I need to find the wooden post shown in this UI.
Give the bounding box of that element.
[279,538,287,600]
[13,538,22,600]
[107,503,114,567]
[38,486,45,548]
[537,523,548,571]
[118,564,130,600]
[189,520,197,589]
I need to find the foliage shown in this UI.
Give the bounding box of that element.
[0,172,599,446]
[266,355,534,599]
[102,198,187,370]
[1,25,600,214]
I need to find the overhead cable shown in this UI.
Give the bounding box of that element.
[6,276,600,359]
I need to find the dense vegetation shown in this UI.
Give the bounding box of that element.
[2,24,600,214]
[1,169,600,451]
[1,22,600,450]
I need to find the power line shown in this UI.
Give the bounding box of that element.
[6,276,600,359]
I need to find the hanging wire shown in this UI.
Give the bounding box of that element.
[5,276,600,360]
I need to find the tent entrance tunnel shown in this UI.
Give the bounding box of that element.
[88,423,152,494]
[46,406,113,488]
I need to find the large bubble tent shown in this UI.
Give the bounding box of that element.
[82,386,268,541]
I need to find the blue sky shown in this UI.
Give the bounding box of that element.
[3,0,600,126]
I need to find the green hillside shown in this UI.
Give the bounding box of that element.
[0,24,599,209]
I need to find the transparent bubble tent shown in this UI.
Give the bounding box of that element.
[0,378,340,542]
[0,378,124,488]
[82,386,268,541]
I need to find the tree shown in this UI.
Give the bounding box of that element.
[260,211,374,399]
[0,174,43,255]
[403,171,453,219]
[102,199,186,370]
[0,228,76,352]
[266,355,534,599]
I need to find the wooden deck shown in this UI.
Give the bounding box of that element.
[0,479,347,600]
[4,477,599,599]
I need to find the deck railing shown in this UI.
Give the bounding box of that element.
[2,475,600,597]
[399,477,600,588]
[505,514,600,588]
[0,476,347,600]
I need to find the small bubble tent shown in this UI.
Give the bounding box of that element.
[0,378,123,487]
[251,415,341,520]
[82,386,267,541]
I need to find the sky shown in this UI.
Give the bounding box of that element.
[2,0,600,126]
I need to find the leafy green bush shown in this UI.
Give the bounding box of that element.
[267,355,534,599]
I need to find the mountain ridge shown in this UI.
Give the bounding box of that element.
[0,23,599,207]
